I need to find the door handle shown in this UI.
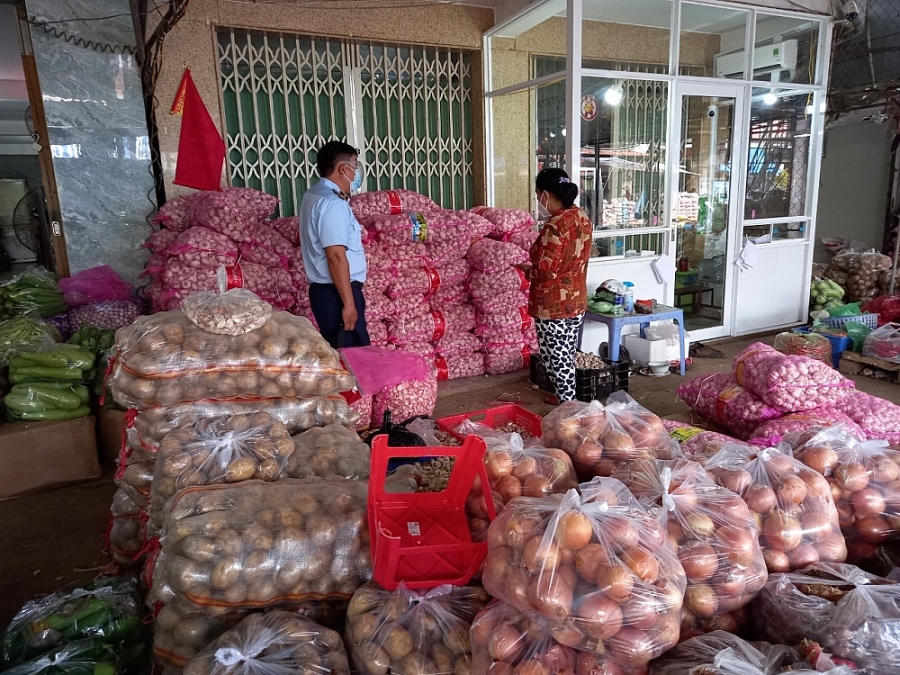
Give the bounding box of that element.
[51,221,61,237]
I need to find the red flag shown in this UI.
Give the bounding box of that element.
[170,68,225,191]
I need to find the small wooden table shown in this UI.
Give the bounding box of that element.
[674,284,715,316]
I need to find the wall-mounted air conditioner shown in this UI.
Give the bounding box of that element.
[714,39,799,79]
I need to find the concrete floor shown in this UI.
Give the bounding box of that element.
[1,333,898,628]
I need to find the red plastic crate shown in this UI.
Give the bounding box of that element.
[368,435,496,590]
[436,403,544,441]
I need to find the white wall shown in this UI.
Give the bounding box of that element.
[814,114,893,262]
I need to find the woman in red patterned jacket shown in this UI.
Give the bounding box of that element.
[527,168,593,404]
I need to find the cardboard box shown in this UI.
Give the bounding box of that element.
[97,406,127,464]
[624,334,690,367]
[0,416,101,500]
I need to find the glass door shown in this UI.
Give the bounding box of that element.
[670,82,744,339]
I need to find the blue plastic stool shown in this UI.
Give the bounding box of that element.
[579,305,687,376]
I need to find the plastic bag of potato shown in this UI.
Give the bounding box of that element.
[182,611,350,675]
[285,425,370,480]
[153,477,371,611]
[149,413,295,528]
[132,396,359,453]
[346,582,488,675]
[108,310,356,408]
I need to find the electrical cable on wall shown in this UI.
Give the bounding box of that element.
[28,19,137,55]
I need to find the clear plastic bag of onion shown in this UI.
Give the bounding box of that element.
[750,562,900,674]
[782,424,900,562]
[612,458,768,621]
[540,393,681,481]
[704,444,847,572]
[346,582,488,675]
[481,477,686,671]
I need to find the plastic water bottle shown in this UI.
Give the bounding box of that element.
[613,293,624,316]
[623,282,635,313]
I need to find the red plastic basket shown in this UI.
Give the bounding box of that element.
[368,435,496,590]
[436,403,544,441]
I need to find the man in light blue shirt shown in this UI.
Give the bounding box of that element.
[299,141,369,348]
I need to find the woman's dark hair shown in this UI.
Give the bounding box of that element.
[535,168,579,208]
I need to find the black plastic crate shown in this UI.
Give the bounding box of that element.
[530,354,630,402]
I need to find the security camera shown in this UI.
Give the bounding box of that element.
[842,1,859,21]
[707,107,716,119]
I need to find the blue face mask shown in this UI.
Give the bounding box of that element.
[344,162,364,193]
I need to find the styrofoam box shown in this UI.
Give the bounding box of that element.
[624,333,690,366]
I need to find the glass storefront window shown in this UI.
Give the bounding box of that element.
[679,3,749,78]
[576,76,668,258]
[487,0,565,92]
[491,79,566,211]
[582,0,672,71]
[753,13,820,85]
[745,88,813,220]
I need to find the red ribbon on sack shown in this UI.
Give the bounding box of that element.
[424,266,442,295]
[430,310,447,343]
[98,354,117,406]
[225,263,244,289]
[337,355,362,404]
[714,384,743,425]
[114,409,139,481]
[521,346,532,368]
[519,307,534,331]
[434,356,449,381]
[386,190,402,215]
[514,267,529,292]
[471,206,487,216]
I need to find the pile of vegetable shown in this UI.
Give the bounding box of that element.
[809,278,845,313]
[4,344,95,421]
[0,577,147,673]
[0,315,60,367]
[0,268,66,319]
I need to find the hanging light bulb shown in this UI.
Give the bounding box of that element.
[763,92,778,106]
[604,85,624,106]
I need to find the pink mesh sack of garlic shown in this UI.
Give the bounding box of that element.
[349,188,437,219]
[429,282,468,309]
[363,291,393,322]
[188,188,279,243]
[467,238,529,273]
[427,237,468,266]
[390,342,435,359]
[832,391,900,444]
[469,206,534,238]
[441,304,477,332]
[476,305,534,331]
[167,227,239,269]
[358,212,464,246]
[372,367,439,422]
[385,266,443,299]
[475,290,529,315]
[368,318,388,345]
[749,409,866,447]
[507,228,539,252]
[387,309,449,346]
[146,227,181,254]
[469,268,529,304]
[152,194,197,231]
[367,268,395,293]
[435,259,469,286]
[240,223,292,270]
[266,216,299,245]
[435,332,481,357]
[453,210,494,240]
[434,352,485,381]
[484,345,532,375]
[677,373,784,440]
[733,342,855,413]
